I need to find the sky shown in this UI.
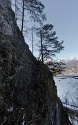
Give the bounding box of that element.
[11,0,78,60]
[40,0,78,60]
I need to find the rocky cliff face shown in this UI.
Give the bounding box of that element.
[0,0,72,125]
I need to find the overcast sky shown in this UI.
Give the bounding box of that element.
[41,0,78,59]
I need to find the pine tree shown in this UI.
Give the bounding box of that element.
[12,0,46,33]
[37,24,64,63]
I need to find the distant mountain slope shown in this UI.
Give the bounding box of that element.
[65,57,78,68]
[45,57,78,74]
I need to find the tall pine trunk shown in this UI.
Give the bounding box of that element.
[15,0,17,22]
[21,0,25,33]
[40,31,43,63]
[32,27,34,54]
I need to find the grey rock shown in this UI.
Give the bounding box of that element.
[0,0,72,125]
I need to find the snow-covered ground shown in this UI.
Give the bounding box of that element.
[54,73,78,125]
[54,73,78,102]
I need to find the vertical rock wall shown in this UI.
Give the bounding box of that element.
[0,1,72,125]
